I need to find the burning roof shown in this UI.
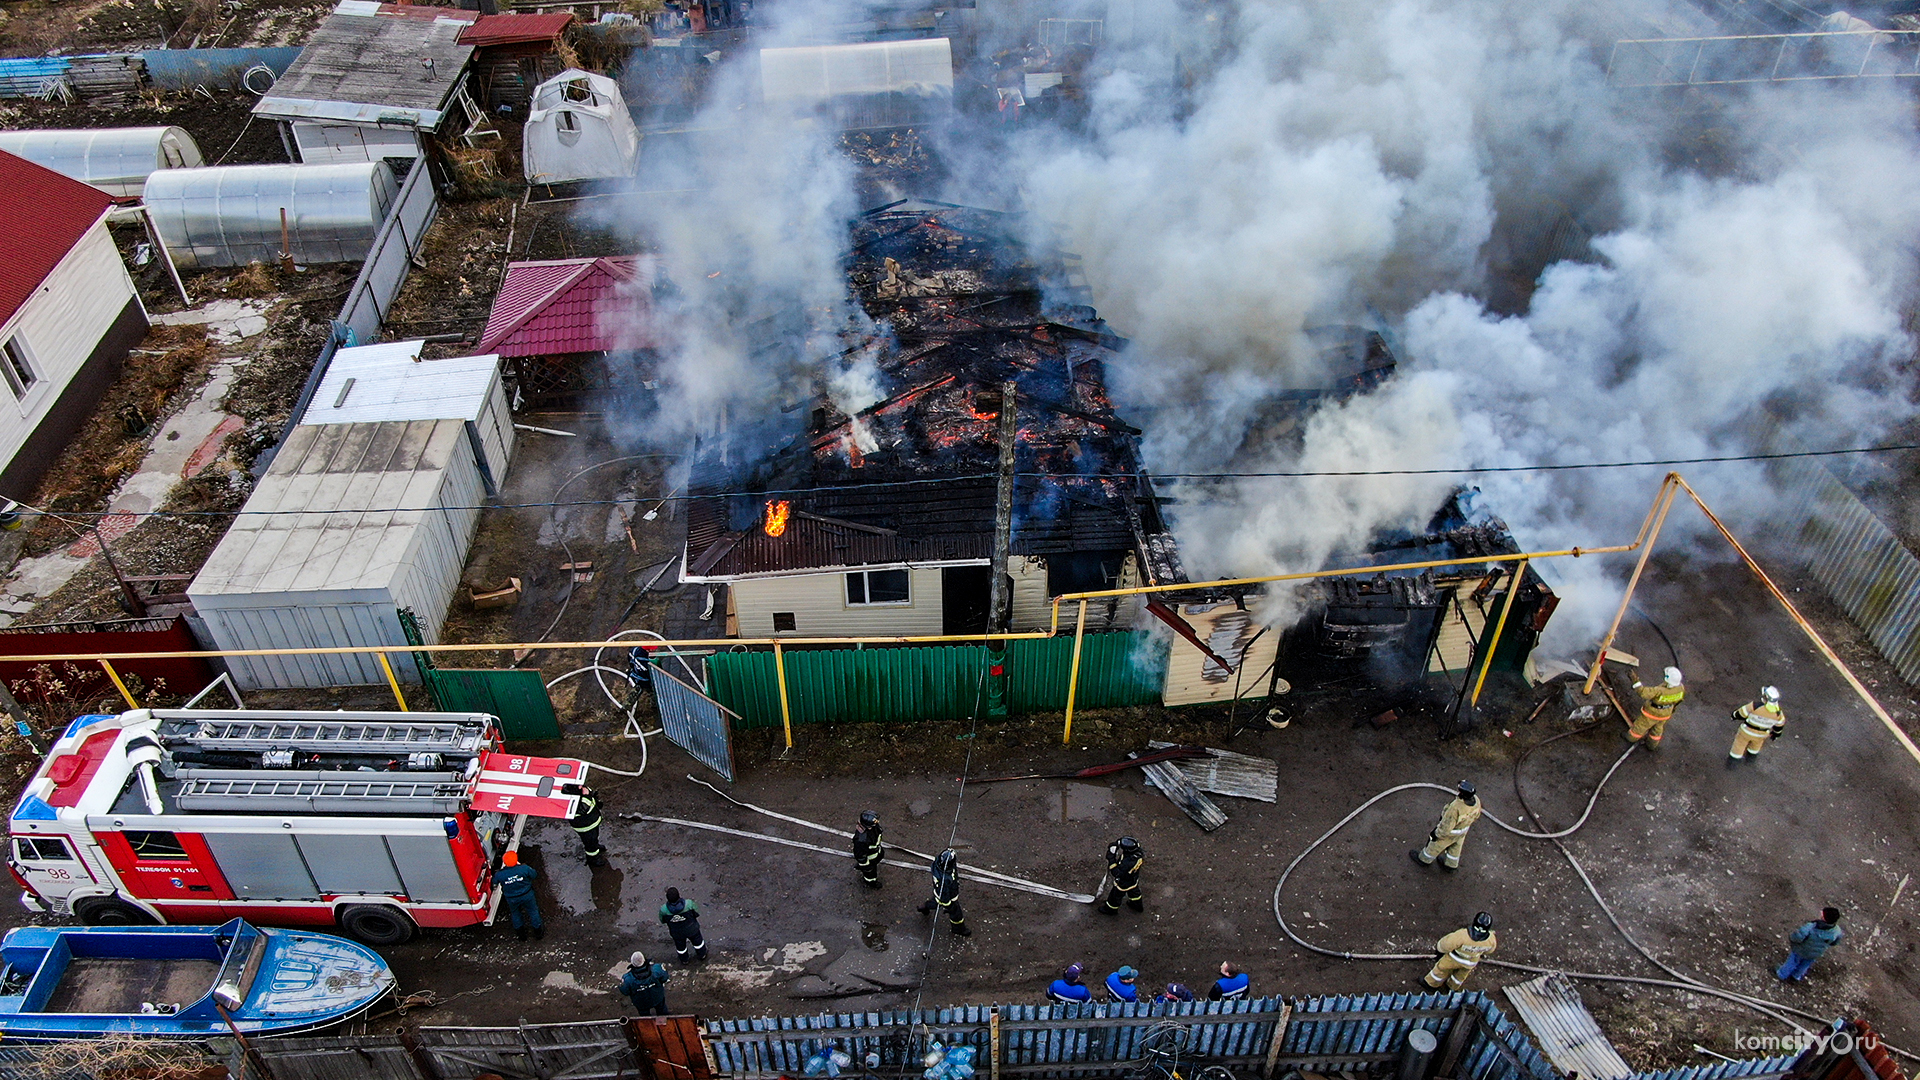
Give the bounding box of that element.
[683,201,1184,583]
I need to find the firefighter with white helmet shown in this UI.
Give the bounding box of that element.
[1729,685,1786,763]
[1629,666,1686,749]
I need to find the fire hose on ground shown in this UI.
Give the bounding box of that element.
[1270,721,1919,1057]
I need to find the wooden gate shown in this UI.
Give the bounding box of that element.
[632,1015,716,1080]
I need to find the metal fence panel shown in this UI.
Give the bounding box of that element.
[142,47,301,89]
[654,662,737,780]
[521,1020,643,1080]
[255,1035,424,1080]
[1007,633,1164,711]
[419,1026,539,1078]
[428,668,562,741]
[1777,460,1920,687]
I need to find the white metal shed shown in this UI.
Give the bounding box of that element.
[0,126,203,198]
[759,38,952,127]
[143,161,399,268]
[302,341,515,484]
[523,69,640,184]
[186,419,489,690]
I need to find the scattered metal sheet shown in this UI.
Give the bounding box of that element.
[1134,753,1228,831]
[1146,741,1279,802]
[1503,973,1632,1080]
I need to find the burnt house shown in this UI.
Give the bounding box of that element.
[679,201,1183,640]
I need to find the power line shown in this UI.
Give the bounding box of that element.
[14,442,1917,522]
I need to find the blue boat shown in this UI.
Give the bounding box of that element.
[0,918,393,1039]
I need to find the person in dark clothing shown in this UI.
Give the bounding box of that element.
[1209,962,1249,1000]
[568,785,606,867]
[1102,837,1145,914]
[853,811,884,889]
[619,951,671,1015]
[1778,907,1844,981]
[1155,983,1195,1004]
[659,887,708,961]
[916,849,971,936]
[494,850,543,941]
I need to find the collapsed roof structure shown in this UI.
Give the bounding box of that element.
[681,200,1183,638]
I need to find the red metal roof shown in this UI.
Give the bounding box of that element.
[375,2,479,20]
[0,150,114,328]
[479,256,655,358]
[459,12,574,46]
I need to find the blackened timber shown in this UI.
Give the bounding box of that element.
[989,381,1017,633]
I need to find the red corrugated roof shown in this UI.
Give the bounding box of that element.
[0,150,114,328]
[479,256,655,357]
[376,2,479,20]
[459,11,573,46]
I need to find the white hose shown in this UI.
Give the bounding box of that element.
[546,664,647,777]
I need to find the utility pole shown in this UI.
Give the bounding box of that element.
[986,380,1017,717]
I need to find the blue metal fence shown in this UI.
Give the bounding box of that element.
[142,47,300,90]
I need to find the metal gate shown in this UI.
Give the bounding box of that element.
[427,668,562,741]
[653,664,737,781]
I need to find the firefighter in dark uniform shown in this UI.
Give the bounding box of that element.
[853,810,883,889]
[568,784,606,866]
[1102,836,1145,914]
[916,849,971,936]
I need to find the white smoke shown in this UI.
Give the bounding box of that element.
[1010,0,1918,648]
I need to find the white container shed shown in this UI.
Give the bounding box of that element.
[187,419,489,690]
[303,340,515,485]
[759,38,953,127]
[143,160,399,268]
[0,126,204,198]
[523,69,640,185]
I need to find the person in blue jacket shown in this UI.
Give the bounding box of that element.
[1104,965,1139,1002]
[1778,907,1844,982]
[1046,963,1092,1003]
[495,850,543,941]
[1154,983,1195,1004]
[1209,962,1249,1000]
[619,951,671,1015]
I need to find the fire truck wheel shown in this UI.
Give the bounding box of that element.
[338,904,416,946]
[74,897,157,926]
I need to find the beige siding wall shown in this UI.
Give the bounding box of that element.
[1161,600,1282,707]
[1009,553,1145,632]
[0,218,137,472]
[732,566,946,638]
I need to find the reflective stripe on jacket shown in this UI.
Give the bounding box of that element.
[1738,702,1786,737]
[1436,928,1498,966]
[1636,682,1685,718]
[1434,798,1482,837]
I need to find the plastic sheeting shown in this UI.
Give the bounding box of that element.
[759,38,952,128]
[0,126,203,198]
[523,69,639,184]
[144,161,399,268]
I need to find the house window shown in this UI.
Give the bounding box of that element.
[13,837,72,861]
[0,336,37,399]
[846,569,910,606]
[125,831,189,860]
[773,612,796,632]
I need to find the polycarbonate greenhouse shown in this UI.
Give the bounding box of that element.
[0,126,204,198]
[759,38,953,128]
[144,161,399,268]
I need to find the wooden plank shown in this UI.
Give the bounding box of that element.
[1263,1004,1292,1079]
[990,1008,1002,1080]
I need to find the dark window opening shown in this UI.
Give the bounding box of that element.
[1046,551,1128,597]
[126,831,189,860]
[773,612,797,632]
[847,569,910,606]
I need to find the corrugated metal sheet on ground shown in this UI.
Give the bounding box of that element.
[1503,973,1633,1080]
[1137,755,1227,830]
[1144,740,1278,801]
[0,56,74,98]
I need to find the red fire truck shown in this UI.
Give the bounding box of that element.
[6,708,587,945]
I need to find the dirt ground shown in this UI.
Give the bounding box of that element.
[316,479,1920,1072]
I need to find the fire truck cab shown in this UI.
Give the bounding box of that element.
[6,709,525,946]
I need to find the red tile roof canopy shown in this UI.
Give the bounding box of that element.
[479,256,657,358]
[459,11,575,46]
[0,150,115,328]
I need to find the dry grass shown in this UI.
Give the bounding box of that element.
[4,1033,222,1078]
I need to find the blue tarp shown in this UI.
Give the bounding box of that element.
[142,47,301,90]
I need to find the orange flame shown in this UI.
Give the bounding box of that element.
[764,500,791,537]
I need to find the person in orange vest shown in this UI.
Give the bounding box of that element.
[1729,686,1786,764]
[1629,667,1685,748]
[1422,912,1496,991]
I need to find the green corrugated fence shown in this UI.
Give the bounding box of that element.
[706,633,1166,729]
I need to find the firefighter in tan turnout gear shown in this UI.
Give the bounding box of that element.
[1730,685,1786,763]
[1629,666,1686,748]
[1423,912,1497,991]
[1411,781,1482,871]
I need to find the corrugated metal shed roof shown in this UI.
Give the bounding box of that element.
[303,342,502,426]
[252,1,476,129]
[189,419,470,597]
[478,256,652,357]
[459,12,574,46]
[0,150,114,327]
[1504,973,1633,1080]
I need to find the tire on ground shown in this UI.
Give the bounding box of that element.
[337,904,417,946]
[74,896,158,926]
